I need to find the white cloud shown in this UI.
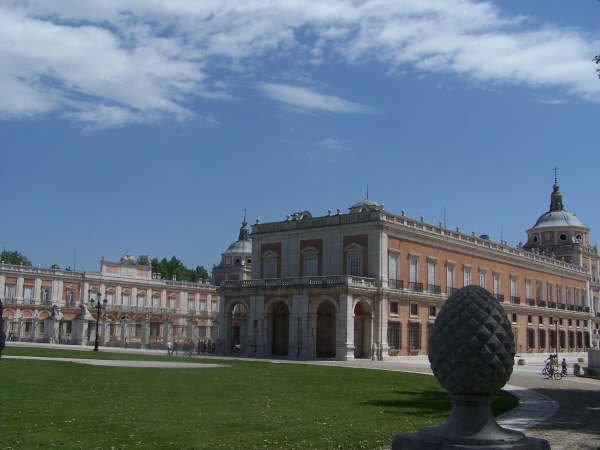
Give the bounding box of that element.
[318,137,349,151]
[1,0,599,127]
[259,82,373,113]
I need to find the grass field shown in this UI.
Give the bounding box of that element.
[0,347,518,449]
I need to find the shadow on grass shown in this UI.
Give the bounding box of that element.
[364,389,450,416]
[364,389,518,417]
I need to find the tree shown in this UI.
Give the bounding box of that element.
[0,250,31,266]
[150,256,212,282]
[595,54,600,78]
[136,255,150,266]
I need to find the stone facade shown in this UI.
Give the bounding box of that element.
[0,253,219,348]
[219,184,600,360]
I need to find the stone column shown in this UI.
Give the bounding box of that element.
[340,292,354,360]
[142,317,150,349]
[379,295,389,359]
[34,278,42,304]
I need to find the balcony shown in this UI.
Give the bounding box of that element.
[408,281,423,292]
[558,303,566,310]
[567,304,575,311]
[220,275,380,291]
[584,306,590,313]
[495,293,505,302]
[511,296,521,305]
[447,287,459,296]
[388,279,404,290]
[575,305,584,312]
[548,301,556,309]
[526,298,535,306]
[537,300,547,308]
[65,300,77,308]
[427,284,441,294]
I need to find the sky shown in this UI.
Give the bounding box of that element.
[1,0,600,273]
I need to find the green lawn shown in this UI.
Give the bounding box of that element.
[0,347,518,449]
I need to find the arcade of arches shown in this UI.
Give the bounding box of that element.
[219,293,381,360]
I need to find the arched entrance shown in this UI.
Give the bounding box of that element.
[353,301,372,358]
[316,301,336,358]
[229,302,248,354]
[271,301,289,356]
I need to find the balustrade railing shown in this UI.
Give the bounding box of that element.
[495,293,505,302]
[427,284,441,294]
[526,298,535,306]
[447,287,459,296]
[221,275,379,291]
[388,279,404,290]
[408,281,423,292]
[511,296,521,305]
[558,303,566,309]
[537,300,547,308]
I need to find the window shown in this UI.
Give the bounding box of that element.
[302,251,318,277]
[263,250,278,278]
[547,284,554,302]
[66,289,75,305]
[566,287,573,304]
[463,266,471,286]
[4,284,15,299]
[410,303,418,316]
[409,256,419,283]
[153,295,160,308]
[389,253,399,282]
[525,280,533,299]
[346,244,363,276]
[539,316,543,325]
[389,302,399,315]
[557,285,563,303]
[446,263,455,292]
[408,323,421,350]
[527,329,535,349]
[427,259,437,287]
[388,322,401,350]
[23,286,33,300]
[512,313,517,323]
[574,288,580,305]
[568,318,572,327]
[122,293,130,306]
[428,305,436,317]
[536,281,543,300]
[479,270,487,289]
[528,314,532,324]
[493,273,501,295]
[538,329,546,348]
[510,277,518,298]
[137,296,145,307]
[41,287,51,303]
[106,292,114,305]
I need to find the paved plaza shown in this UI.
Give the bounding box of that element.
[6,343,600,449]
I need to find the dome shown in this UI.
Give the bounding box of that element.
[224,239,252,255]
[349,198,384,213]
[532,210,585,229]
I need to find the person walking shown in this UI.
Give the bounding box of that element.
[0,329,5,360]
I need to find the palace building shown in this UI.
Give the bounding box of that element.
[0,253,219,347]
[219,179,600,360]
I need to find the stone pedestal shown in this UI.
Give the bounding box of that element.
[391,286,550,450]
[392,395,549,449]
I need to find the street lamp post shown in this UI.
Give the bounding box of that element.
[554,319,559,358]
[90,296,107,351]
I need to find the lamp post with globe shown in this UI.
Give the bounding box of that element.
[90,296,107,351]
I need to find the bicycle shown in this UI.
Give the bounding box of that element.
[542,364,562,380]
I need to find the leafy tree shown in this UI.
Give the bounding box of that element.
[136,255,150,266]
[595,54,600,78]
[0,250,32,266]
[50,264,61,269]
[149,256,211,282]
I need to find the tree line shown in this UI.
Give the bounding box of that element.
[0,250,211,282]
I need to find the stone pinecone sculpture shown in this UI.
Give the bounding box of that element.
[429,285,515,395]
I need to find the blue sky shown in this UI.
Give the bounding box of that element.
[1,0,600,272]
